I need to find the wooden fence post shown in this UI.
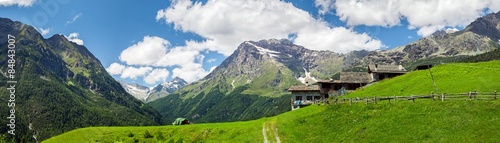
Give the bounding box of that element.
[469,91,472,100]
[474,90,477,99]
[411,96,415,103]
[388,97,391,103]
[495,91,497,100]
[441,93,445,102]
[394,96,397,103]
[431,91,435,101]
[374,96,377,104]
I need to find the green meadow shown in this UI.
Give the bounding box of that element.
[44,61,500,143]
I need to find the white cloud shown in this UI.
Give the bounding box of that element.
[65,33,84,45]
[295,20,384,53]
[209,66,217,73]
[144,68,170,84]
[156,47,200,67]
[37,27,50,36]
[117,36,212,83]
[318,0,500,36]
[206,58,216,63]
[66,13,82,25]
[119,36,169,66]
[156,0,383,55]
[172,63,210,83]
[120,66,153,80]
[106,62,126,75]
[0,0,36,7]
[315,0,336,15]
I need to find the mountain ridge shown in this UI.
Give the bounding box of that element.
[118,77,188,102]
[0,17,163,142]
[149,11,500,124]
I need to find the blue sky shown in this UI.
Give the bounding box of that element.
[1,0,499,86]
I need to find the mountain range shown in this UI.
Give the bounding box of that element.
[148,11,500,123]
[118,77,187,102]
[0,18,163,142]
[1,10,499,142]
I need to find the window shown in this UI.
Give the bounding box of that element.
[306,96,313,100]
[334,85,342,90]
[295,96,303,100]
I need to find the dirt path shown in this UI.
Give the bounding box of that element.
[273,124,281,143]
[262,122,281,143]
[262,123,269,143]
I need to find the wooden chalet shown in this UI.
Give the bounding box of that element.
[368,64,407,81]
[317,72,372,97]
[288,85,320,110]
[288,64,407,110]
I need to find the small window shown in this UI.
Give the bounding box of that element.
[334,85,342,90]
[306,96,313,100]
[295,96,303,100]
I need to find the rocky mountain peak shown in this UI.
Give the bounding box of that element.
[465,10,500,42]
[171,76,187,84]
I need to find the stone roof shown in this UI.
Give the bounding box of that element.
[288,85,320,91]
[339,72,372,83]
[368,64,407,73]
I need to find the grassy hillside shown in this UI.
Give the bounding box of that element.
[45,101,500,143]
[346,60,500,97]
[44,61,500,142]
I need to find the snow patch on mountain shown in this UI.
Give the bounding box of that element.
[297,67,317,85]
[119,77,188,102]
[246,41,281,56]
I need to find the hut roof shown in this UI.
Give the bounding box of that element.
[368,64,407,73]
[339,72,372,83]
[288,85,320,92]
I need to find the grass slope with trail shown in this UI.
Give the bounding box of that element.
[44,61,500,143]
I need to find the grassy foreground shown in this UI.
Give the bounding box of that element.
[45,61,500,142]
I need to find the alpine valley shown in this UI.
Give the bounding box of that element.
[118,77,187,102]
[0,10,499,142]
[148,11,500,124]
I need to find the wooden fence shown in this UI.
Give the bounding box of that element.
[331,91,498,105]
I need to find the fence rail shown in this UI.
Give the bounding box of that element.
[332,90,497,105]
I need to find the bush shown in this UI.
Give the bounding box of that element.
[143,130,153,138]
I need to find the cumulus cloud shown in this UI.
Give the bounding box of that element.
[65,33,84,45]
[315,0,336,15]
[119,36,169,66]
[144,68,170,84]
[316,0,500,36]
[156,0,383,55]
[116,36,212,83]
[0,0,36,7]
[37,27,50,36]
[106,63,126,75]
[171,63,210,83]
[295,20,383,53]
[120,66,153,80]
